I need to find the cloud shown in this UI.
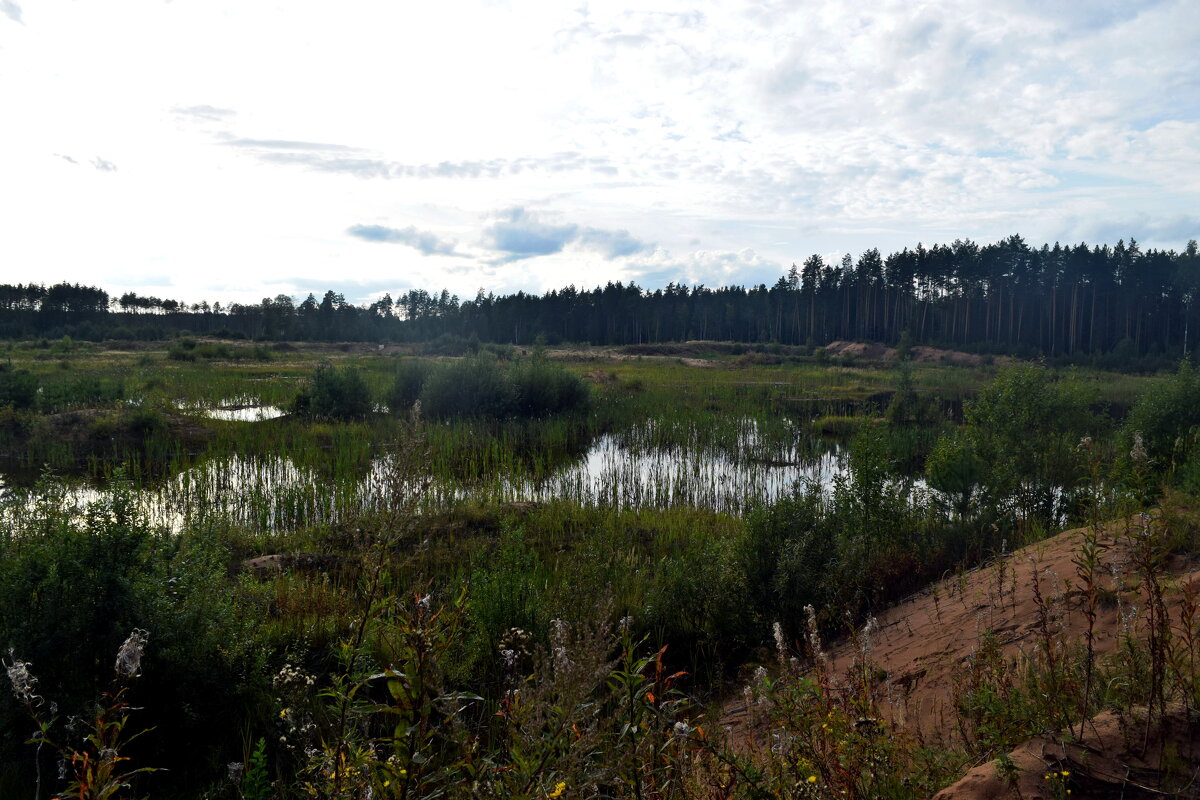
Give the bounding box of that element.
[483,208,650,263]
[577,228,648,259]
[91,157,117,172]
[1064,214,1200,248]
[223,135,614,181]
[628,247,780,288]
[54,153,78,165]
[346,224,458,256]
[173,104,236,122]
[485,208,578,262]
[0,0,21,24]
[223,138,359,152]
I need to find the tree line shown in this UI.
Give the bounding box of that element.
[3,235,1198,360]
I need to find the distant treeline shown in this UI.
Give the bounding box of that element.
[4,234,1199,361]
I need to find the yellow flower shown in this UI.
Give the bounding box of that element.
[548,781,566,798]
[807,775,818,783]
[1061,771,1070,777]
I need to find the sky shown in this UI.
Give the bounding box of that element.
[1,0,1198,307]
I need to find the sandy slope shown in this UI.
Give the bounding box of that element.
[725,517,1200,798]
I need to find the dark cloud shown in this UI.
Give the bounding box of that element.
[483,208,650,263]
[485,208,579,262]
[346,224,458,256]
[91,157,117,172]
[0,0,22,24]
[577,227,649,258]
[173,104,236,122]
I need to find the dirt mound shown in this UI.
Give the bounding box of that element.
[824,341,897,360]
[723,516,1200,798]
[933,710,1200,800]
[818,520,1199,733]
[823,340,1015,366]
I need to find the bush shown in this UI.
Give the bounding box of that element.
[420,356,518,420]
[0,478,265,789]
[1122,361,1200,475]
[387,359,433,415]
[167,343,196,361]
[509,359,589,418]
[0,364,38,410]
[292,362,374,420]
[39,375,125,412]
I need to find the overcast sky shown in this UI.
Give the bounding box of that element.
[1,1,1198,306]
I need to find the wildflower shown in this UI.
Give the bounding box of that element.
[548,780,566,798]
[673,721,693,739]
[808,775,818,783]
[4,651,41,706]
[114,628,149,678]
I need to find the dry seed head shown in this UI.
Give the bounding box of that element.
[1130,431,1147,463]
[4,651,40,706]
[115,628,149,678]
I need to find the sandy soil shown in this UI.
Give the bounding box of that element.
[724,517,1200,798]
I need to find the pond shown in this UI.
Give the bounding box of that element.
[0,418,851,532]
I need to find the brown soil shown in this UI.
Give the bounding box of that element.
[724,519,1200,798]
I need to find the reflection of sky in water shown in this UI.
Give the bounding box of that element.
[0,420,856,533]
[203,405,286,422]
[175,397,287,422]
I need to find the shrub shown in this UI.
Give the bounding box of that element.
[387,359,433,415]
[420,356,517,420]
[166,344,196,361]
[509,359,589,418]
[0,364,38,410]
[39,375,125,412]
[292,363,374,420]
[1121,361,1200,476]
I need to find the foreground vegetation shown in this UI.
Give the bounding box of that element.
[1,338,1199,797]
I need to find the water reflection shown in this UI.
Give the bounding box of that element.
[0,420,850,533]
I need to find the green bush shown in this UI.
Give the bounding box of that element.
[0,478,265,789]
[510,359,589,418]
[1122,361,1200,475]
[39,375,125,412]
[387,359,433,415]
[292,362,374,421]
[0,364,38,410]
[420,356,518,420]
[417,357,588,421]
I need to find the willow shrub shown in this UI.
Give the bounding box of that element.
[418,355,588,420]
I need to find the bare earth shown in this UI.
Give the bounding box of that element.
[725,518,1200,799]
